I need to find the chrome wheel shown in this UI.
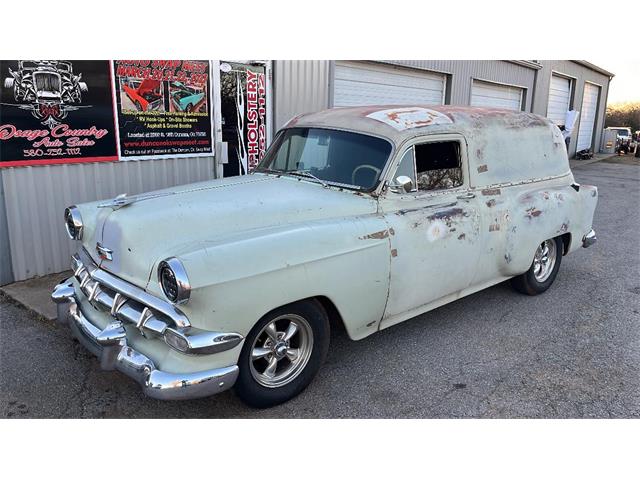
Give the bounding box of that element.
[249,314,314,388]
[533,239,557,282]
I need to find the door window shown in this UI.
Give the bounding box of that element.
[394,140,464,192]
[415,141,463,191]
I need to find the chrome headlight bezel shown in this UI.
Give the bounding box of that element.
[64,206,83,240]
[158,257,191,305]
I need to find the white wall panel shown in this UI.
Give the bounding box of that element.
[471,80,523,110]
[547,74,572,125]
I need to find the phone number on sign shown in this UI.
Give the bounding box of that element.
[23,148,82,157]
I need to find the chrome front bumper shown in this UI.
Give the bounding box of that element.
[582,229,597,248]
[52,281,239,401]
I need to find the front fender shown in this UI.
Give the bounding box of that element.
[147,215,392,341]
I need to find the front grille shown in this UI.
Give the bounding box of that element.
[34,72,61,92]
[71,252,174,336]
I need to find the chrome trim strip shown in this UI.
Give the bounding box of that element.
[52,287,239,401]
[164,327,244,355]
[64,206,83,240]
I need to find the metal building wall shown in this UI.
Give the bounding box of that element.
[0,169,13,285]
[2,156,215,281]
[273,60,331,130]
[532,61,611,158]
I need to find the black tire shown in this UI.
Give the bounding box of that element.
[511,237,563,296]
[235,299,330,408]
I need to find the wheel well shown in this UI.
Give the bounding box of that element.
[560,233,571,255]
[313,296,347,334]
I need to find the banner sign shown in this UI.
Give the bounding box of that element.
[113,60,213,158]
[220,62,267,176]
[0,60,118,167]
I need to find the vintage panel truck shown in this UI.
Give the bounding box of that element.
[52,106,598,407]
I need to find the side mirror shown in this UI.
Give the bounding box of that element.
[391,175,414,193]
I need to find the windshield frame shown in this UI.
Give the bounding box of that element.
[254,126,396,193]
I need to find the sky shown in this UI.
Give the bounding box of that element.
[591,59,640,105]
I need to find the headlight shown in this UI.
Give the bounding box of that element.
[158,257,191,304]
[64,206,83,240]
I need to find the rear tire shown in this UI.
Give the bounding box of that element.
[511,237,563,295]
[235,299,330,408]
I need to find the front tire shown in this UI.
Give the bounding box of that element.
[511,237,563,295]
[235,299,330,408]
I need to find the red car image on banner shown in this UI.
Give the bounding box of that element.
[0,60,118,167]
[121,79,163,112]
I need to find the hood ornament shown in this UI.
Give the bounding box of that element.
[98,193,135,210]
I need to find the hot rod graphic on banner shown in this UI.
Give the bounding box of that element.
[220,61,267,177]
[113,60,213,159]
[0,60,118,167]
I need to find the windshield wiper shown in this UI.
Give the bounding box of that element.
[287,170,329,188]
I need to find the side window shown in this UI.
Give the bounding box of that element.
[415,141,463,191]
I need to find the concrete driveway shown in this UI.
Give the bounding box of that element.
[1,159,638,418]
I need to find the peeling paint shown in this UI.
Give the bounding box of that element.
[489,224,500,232]
[525,207,542,219]
[504,253,512,263]
[457,233,466,240]
[481,188,501,196]
[389,228,395,236]
[486,199,497,208]
[366,107,453,131]
[426,220,447,242]
[360,229,389,240]
[391,249,398,257]
[477,164,488,173]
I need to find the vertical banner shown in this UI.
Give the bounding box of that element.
[0,60,118,167]
[219,62,267,177]
[113,60,213,158]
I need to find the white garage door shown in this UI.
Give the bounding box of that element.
[547,75,571,125]
[576,83,600,151]
[471,79,523,111]
[333,62,446,107]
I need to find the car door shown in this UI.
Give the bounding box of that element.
[379,134,486,323]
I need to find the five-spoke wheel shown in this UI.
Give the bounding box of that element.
[511,236,563,295]
[235,299,330,408]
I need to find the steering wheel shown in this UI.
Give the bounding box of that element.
[352,165,382,187]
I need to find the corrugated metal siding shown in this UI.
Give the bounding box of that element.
[2,156,215,281]
[0,169,13,285]
[533,61,611,158]
[273,60,330,130]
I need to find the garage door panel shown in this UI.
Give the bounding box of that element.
[547,75,571,125]
[576,83,600,151]
[471,80,523,111]
[334,62,445,107]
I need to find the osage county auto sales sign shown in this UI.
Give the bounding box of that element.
[0,60,118,167]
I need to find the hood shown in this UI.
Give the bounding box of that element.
[87,174,378,288]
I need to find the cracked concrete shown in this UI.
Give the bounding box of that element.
[0,160,638,418]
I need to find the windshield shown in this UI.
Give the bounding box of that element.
[616,129,631,136]
[256,128,393,191]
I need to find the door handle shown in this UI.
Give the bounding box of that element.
[457,192,476,200]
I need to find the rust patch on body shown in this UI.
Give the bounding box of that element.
[360,229,389,240]
[486,199,497,208]
[457,233,466,240]
[481,188,501,196]
[391,249,398,257]
[489,224,500,232]
[389,228,395,236]
[477,164,488,173]
[525,207,542,219]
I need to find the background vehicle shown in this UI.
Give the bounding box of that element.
[606,126,633,154]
